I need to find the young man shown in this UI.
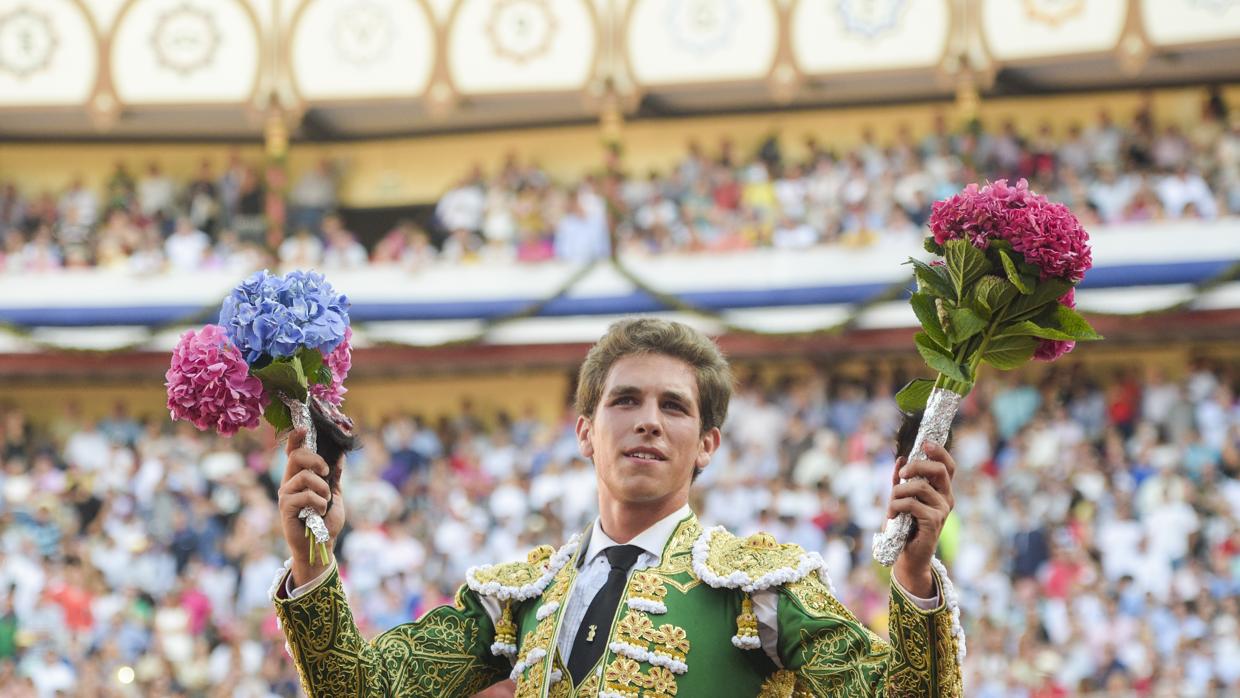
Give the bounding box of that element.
[272,318,964,696]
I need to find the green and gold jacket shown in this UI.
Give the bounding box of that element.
[272,512,965,697]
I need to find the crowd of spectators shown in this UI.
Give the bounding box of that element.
[1,354,1238,696]
[3,91,1239,275]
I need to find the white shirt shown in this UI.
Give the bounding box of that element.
[288,504,939,670]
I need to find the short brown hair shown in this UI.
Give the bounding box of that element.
[575,318,732,434]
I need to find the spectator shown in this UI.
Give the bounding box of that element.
[277,227,324,268]
[436,169,486,236]
[164,216,210,272]
[552,190,609,262]
[289,159,337,233]
[137,161,176,222]
[320,213,367,269]
[1157,165,1219,219]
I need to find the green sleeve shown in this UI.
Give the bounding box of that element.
[273,566,511,697]
[775,568,964,697]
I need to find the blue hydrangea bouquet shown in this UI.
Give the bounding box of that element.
[168,269,354,565]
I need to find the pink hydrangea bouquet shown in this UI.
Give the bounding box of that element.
[166,270,354,565]
[873,179,1101,566]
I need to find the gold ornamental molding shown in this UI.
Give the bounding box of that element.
[1021,0,1086,27]
[150,2,221,77]
[0,4,57,80]
[485,0,558,65]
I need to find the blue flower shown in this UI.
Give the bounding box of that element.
[219,269,350,364]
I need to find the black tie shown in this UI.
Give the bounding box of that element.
[567,544,644,685]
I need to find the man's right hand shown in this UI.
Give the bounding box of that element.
[278,427,346,588]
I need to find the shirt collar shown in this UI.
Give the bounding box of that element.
[581,503,692,568]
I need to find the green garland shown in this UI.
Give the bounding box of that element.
[1,255,1237,355]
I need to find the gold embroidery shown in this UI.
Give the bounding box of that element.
[544,568,572,604]
[515,556,578,697]
[495,601,517,648]
[601,609,689,697]
[605,656,645,693]
[646,666,678,697]
[513,591,561,695]
[548,654,572,698]
[757,669,796,698]
[786,576,887,653]
[587,625,597,642]
[601,655,683,698]
[575,670,601,697]
[629,571,668,605]
[733,592,760,649]
[469,543,558,599]
[659,575,700,594]
[658,517,702,576]
[652,624,689,660]
[787,574,966,697]
[275,569,504,697]
[704,529,811,587]
[616,611,656,645]
[515,659,545,698]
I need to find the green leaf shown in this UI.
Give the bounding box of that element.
[944,239,991,298]
[1047,304,1104,341]
[895,378,936,413]
[264,396,293,431]
[1003,277,1074,323]
[995,320,1077,341]
[923,237,944,256]
[948,307,987,344]
[975,275,1018,316]
[253,358,307,402]
[298,348,325,386]
[915,331,969,383]
[1017,261,1042,277]
[909,258,955,300]
[998,249,1034,294]
[910,292,948,348]
[980,334,1038,370]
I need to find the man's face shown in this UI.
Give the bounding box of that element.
[577,353,719,508]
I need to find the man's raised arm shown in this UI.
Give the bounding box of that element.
[272,429,509,697]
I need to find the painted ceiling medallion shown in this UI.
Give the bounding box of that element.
[486,0,557,65]
[837,0,908,39]
[151,2,220,76]
[1022,0,1087,27]
[0,5,57,79]
[334,1,394,67]
[667,0,738,56]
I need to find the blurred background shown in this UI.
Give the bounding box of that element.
[1,0,1239,696]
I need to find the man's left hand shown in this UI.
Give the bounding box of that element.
[886,442,956,598]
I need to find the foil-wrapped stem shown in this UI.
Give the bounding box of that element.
[872,386,961,567]
[281,394,331,562]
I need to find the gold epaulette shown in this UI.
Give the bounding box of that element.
[690,526,835,594]
[465,534,580,602]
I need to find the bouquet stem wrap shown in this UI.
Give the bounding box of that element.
[872,387,962,567]
[282,394,332,566]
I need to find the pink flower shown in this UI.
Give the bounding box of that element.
[166,325,265,436]
[310,326,352,407]
[929,179,1092,282]
[1034,289,1076,362]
